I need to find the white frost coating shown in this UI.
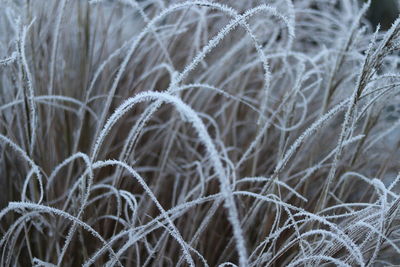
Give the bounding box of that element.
[0,134,43,204]
[0,52,18,66]
[48,0,68,96]
[1,1,400,265]
[274,98,350,174]
[91,91,248,266]
[286,255,351,267]
[19,19,38,156]
[88,159,196,267]
[1,202,122,267]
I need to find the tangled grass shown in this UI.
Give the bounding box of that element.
[1,0,400,266]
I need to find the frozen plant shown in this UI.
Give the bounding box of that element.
[0,0,400,266]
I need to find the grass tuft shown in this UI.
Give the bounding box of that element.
[1,0,400,266]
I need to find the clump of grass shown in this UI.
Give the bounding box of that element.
[1,0,400,266]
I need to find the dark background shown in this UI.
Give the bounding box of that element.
[367,0,399,29]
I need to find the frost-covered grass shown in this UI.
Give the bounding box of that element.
[1,0,400,266]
